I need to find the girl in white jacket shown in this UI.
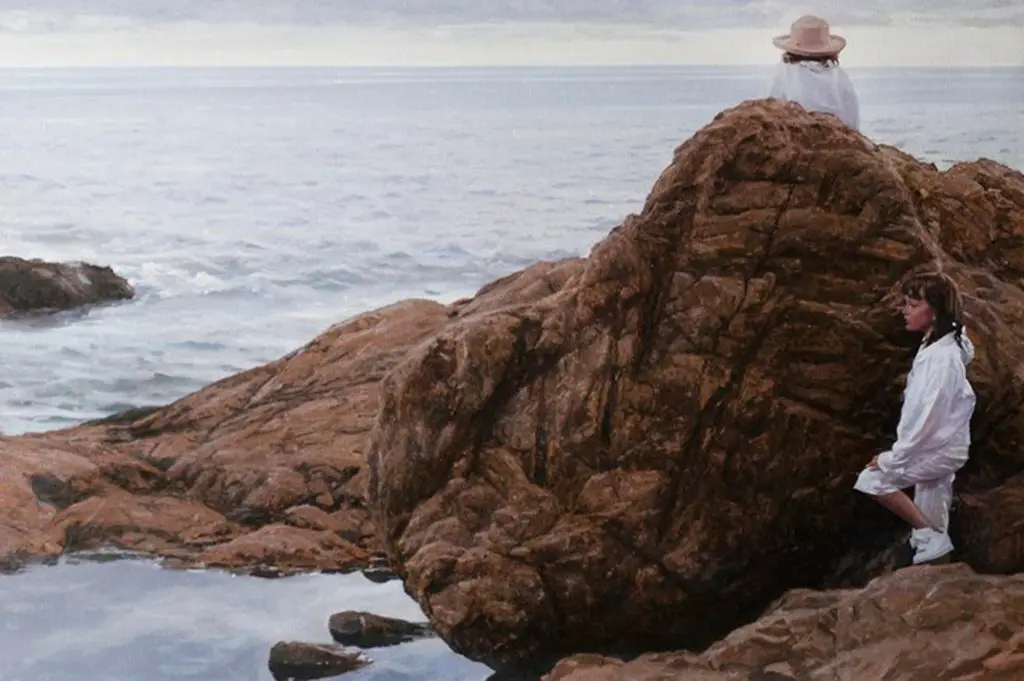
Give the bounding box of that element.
[854,272,977,564]
[768,15,860,131]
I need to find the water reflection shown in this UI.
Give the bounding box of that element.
[0,554,492,681]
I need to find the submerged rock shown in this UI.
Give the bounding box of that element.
[328,610,434,648]
[0,256,133,315]
[544,564,1024,681]
[267,641,369,680]
[367,99,1024,666]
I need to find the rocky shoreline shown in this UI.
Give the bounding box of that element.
[1,99,1023,680]
[0,258,583,578]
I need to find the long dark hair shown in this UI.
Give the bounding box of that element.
[901,272,965,348]
[783,52,839,66]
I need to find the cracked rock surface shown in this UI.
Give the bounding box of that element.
[368,99,1024,666]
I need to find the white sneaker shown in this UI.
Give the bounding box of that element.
[911,528,954,564]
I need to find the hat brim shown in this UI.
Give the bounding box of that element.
[772,33,847,57]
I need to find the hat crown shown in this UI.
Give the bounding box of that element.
[788,15,832,49]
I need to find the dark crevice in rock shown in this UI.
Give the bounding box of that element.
[655,312,777,542]
[962,392,1024,492]
[600,514,780,656]
[599,360,620,449]
[29,475,88,510]
[532,562,568,654]
[225,506,277,527]
[632,202,694,375]
[531,377,550,486]
[465,315,554,480]
[82,405,163,428]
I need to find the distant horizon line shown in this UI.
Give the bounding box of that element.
[0,63,1020,70]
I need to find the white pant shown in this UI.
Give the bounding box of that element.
[854,448,967,531]
[912,474,956,532]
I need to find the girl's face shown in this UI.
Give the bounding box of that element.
[902,295,935,333]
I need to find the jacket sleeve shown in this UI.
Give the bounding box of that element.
[876,354,960,475]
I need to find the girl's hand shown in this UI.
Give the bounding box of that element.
[866,456,880,470]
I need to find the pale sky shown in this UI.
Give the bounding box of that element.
[0,1,1021,67]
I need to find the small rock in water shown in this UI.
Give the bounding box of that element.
[360,553,400,583]
[329,611,435,648]
[268,641,369,680]
[360,565,399,583]
[0,256,133,316]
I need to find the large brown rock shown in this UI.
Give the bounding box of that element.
[0,256,133,315]
[544,564,1024,681]
[367,99,1024,666]
[0,260,584,573]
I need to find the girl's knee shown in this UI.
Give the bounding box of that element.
[853,467,900,496]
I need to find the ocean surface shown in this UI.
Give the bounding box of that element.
[0,66,1021,680]
[0,65,1020,434]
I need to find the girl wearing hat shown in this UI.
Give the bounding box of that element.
[853,272,977,565]
[769,15,860,131]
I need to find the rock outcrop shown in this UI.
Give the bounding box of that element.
[544,564,1024,681]
[0,256,133,315]
[367,99,1024,666]
[0,259,584,573]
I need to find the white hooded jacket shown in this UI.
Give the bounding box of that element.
[876,331,976,477]
[768,61,860,131]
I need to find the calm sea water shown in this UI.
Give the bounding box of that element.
[0,66,1020,680]
[0,65,1020,434]
[0,555,491,680]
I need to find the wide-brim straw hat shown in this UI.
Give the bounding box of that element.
[772,15,847,57]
